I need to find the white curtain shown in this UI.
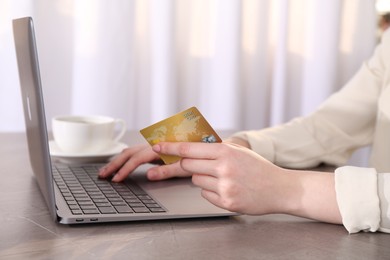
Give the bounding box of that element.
[0,0,378,134]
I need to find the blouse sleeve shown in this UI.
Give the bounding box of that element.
[231,31,388,169]
[335,166,390,233]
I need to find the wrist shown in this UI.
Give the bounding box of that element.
[274,168,302,215]
[277,169,342,223]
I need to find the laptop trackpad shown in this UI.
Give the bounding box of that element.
[130,166,232,216]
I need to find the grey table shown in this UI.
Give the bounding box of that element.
[1,132,390,260]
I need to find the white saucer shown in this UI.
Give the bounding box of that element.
[49,140,128,163]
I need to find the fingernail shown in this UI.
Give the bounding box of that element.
[152,144,161,153]
[147,170,157,180]
[98,167,106,176]
[112,175,120,182]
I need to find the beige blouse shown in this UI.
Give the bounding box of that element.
[232,29,390,233]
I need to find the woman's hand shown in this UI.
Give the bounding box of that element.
[99,140,342,223]
[98,143,192,182]
[151,141,292,215]
[98,136,250,183]
[152,141,342,223]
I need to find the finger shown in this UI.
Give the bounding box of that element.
[111,147,161,182]
[98,148,139,178]
[192,173,218,192]
[146,162,191,181]
[152,142,220,160]
[180,158,220,177]
[99,145,157,179]
[194,174,237,212]
[200,189,222,209]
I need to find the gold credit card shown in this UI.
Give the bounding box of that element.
[140,106,221,164]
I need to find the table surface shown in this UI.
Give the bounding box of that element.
[1,131,390,260]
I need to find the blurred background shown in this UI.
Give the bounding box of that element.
[0,1,388,151]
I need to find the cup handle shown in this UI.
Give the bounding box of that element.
[113,119,126,143]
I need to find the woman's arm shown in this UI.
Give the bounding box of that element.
[230,32,387,169]
[152,141,342,224]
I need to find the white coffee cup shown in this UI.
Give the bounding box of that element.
[52,115,126,154]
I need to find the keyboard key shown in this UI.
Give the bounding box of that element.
[92,198,109,203]
[82,209,100,214]
[99,206,117,214]
[124,198,141,203]
[129,202,144,207]
[80,205,97,210]
[145,203,161,208]
[138,195,152,200]
[95,202,111,207]
[108,197,123,202]
[72,210,83,215]
[132,207,150,213]
[150,208,166,213]
[141,199,155,204]
[111,201,127,206]
[78,201,94,206]
[114,205,134,213]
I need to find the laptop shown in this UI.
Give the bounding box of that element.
[12,16,236,224]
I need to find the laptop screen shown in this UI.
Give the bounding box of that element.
[13,17,58,221]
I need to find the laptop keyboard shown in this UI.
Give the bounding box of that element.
[52,164,166,215]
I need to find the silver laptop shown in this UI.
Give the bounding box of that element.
[13,16,236,224]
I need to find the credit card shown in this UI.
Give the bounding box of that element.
[140,106,221,164]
